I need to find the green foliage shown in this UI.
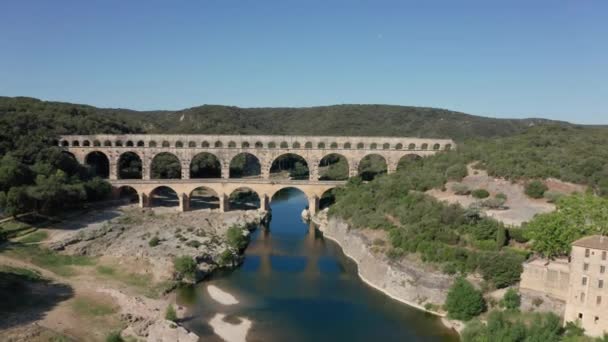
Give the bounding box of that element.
[173,256,197,281]
[18,230,48,243]
[478,252,524,288]
[446,164,468,181]
[526,194,608,257]
[445,277,486,321]
[462,311,562,342]
[105,331,124,342]
[525,180,549,199]
[544,190,564,203]
[148,236,160,247]
[165,304,177,322]
[501,288,521,310]
[508,228,529,243]
[472,189,490,199]
[226,226,248,250]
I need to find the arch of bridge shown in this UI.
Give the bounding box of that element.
[62,134,454,180]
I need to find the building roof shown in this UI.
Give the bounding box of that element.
[572,235,608,251]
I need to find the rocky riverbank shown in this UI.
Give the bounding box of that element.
[48,206,268,283]
[311,209,465,333]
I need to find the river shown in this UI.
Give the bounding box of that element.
[177,188,459,341]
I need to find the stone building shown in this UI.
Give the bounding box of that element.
[564,235,608,337]
[520,235,608,337]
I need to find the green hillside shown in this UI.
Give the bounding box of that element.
[0,97,570,140]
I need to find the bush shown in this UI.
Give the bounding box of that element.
[446,164,468,181]
[105,332,124,342]
[525,180,548,199]
[495,193,507,201]
[501,288,521,310]
[165,304,177,322]
[507,228,529,243]
[478,252,524,288]
[173,256,197,281]
[472,189,490,199]
[482,197,506,209]
[445,277,486,321]
[226,226,248,250]
[148,236,160,247]
[185,240,201,248]
[452,183,470,195]
[543,190,563,203]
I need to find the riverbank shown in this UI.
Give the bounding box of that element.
[0,205,269,341]
[311,209,465,334]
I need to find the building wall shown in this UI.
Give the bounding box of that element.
[564,245,608,337]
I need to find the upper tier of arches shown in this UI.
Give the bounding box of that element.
[58,134,455,152]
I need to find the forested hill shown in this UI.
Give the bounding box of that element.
[0,96,569,140]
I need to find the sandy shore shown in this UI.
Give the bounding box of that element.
[207,285,239,305]
[206,285,252,342]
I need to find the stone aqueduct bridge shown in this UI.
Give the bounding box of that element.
[60,134,454,213]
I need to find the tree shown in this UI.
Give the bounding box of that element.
[525,180,548,199]
[478,252,524,288]
[472,189,490,199]
[165,305,177,322]
[173,256,197,282]
[445,277,486,321]
[526,194,608,257]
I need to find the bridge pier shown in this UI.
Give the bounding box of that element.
[179,193,190,212]
[308,195,319,216]
[219,193,230,212]
[139,193,149,208]
[260,194,269,211]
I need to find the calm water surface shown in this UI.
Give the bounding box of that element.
[178,188,459,342]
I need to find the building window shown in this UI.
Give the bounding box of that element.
[581,292,586,302]
[595,316,600,324]
[584,263,589,271]
[579,313,584,319]
[586,249,590,257]
[597,296,602,305]
[601,266,606,274]
[583,277,588,285]
[603,251,607,261]
[599,280,604,288]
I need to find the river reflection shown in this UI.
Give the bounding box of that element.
[177,188,459,342]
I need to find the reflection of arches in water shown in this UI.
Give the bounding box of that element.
[118,186,139,203]
[85,151,110,178]
[270,153,309,180]
[189,187,219,210]
[358,154,387,181]
[228,187,260,210]
[318,153,348,181]
[118,152,142,179]
[150,152,181,179]
[190,152,221,178]
[319,188,337,210]
[149,186,179,207]
[230,153,261,178]
[397,154,422,171]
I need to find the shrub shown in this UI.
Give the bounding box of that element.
[445,277,486,321]
[495,193,507,201]
[105,331,124,342]
[543,190,563,203]
[482,197,506,209]
[148,236,160,247]
[472,189,490,199]
[452,183,470,196]
[226,226,248,250]
[165,304,177,322]
[478,252,524,288]
[446,164,468,181]
[185,240,201,248]
[507,228,529,243]
[501,288,521,310]
[173,256,197,281]
[525,180,548,199]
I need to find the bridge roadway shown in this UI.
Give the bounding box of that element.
[110,178,346,214]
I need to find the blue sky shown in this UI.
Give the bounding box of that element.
[0,0,606,124]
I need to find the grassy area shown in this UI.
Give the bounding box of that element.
[0,265,44,282]
[0,220,36,238]
[95,264,173,298]
[18,230,49,243]
[71,297,117,317]
[4,244,95,277]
